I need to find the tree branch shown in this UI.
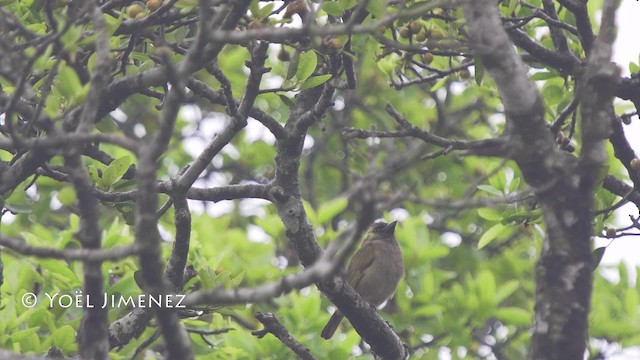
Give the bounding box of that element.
[0,236,138,261]
[253,312,318,360]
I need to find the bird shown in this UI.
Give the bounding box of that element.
[321,220,404,339]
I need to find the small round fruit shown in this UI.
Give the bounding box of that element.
[409,20,423,34]
[605,227,616,238]
[622,114,632,125]
[127,4,144,19]
[631,158,640,170]
[430,28,445,40]
[422,52,434,64]
[325,37,342,49]
[399,27,411,39]
[459,69,470,79]
[135,12,146,20]
[146,0,161,12]
[415,30,427,42]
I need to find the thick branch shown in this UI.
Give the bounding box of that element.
[67,4,112,358]
[0,236,138,261]
[556,0,595,54]
[270,75,406,359]
[460,2,610,359]
[385,103,506,156]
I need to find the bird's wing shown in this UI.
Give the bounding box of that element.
[346,242,376,288]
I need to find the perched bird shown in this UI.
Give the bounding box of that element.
[321,221,404,339]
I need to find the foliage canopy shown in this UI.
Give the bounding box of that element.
[1,0,640,359]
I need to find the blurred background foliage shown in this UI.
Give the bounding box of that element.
[1,0,640,359]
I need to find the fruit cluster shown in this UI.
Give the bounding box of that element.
[126,0,162,20]
[397,21,445,42]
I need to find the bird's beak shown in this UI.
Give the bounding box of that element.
[384,221,398,233]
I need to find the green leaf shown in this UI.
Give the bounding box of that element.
[32,45,54,73]
[377,55,398,77]
[57,187,77,206]
[60,25,82,54]
[317,197,348,225]
[594,162,610,186]
[255,3,274,19]
[299,74,332,90]
[198,266,216,289]
[104,11,124,35]
[541,83,564,105]
[48,325,77,353]
[474,58,485,85]
[10,327,39,342]
[102,156,132,186]
[625,288,639,317]
[531,71,557,81]
[424,245,449,259]
[323,2,344,16]
[286,50,300,80]
[296,51,318,81]
[338,0,359,9]
[254,214,284,237]
[619,261,629,287]
[478,223,506,249]
[96,117,118,133]
[495,280,519,304]
[302,200,317,225]
[592,247,606,271]
[87,165,100,184]
[365,0,384,18]
[420,272,435,299]
[4,203,33,214]
[115,202,136,225]
[430,77,448,92]
[278,94,295,108]
[477,184,503,196]
[495,307,531,326]
[477,270,496,306]
[230,271,245,288]
[57,65,83,101]
[508,176,521,192]
[501,209,542,225]
[249,0,260,18]
[414,304,446,317]
[477,208,502,221]
[108,273,137,295]
[44,92,62,117]
[40,259,80,287]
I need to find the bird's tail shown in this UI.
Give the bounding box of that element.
[321,311,344,339]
